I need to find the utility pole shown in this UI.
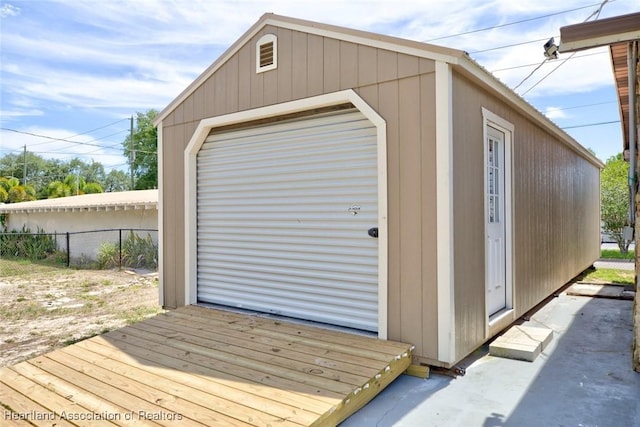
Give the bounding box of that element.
[23,145,27,185]
[130,115,135,190]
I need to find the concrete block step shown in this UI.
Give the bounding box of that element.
[489,325,553,362]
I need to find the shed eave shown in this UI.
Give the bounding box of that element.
[153,13,465,127]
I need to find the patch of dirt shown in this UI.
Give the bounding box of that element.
[0,266,162,367]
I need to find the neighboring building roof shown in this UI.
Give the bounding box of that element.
[559,12,640,153]
[154,13,603,168]
[0,189,158,214]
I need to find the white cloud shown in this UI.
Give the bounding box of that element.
[0,3,20,18]
[544,106,569,120]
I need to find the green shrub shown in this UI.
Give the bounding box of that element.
[95,232,157,270]
[97,242,119,269]
[0,226,57,260]
[122,232,157,270]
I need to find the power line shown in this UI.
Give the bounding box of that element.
[545,100,618,112]
[64,118,130,139]
[0,127,126,151]
[562,120,620,129]
[25,118,130,147]
[513,60,548,91]
[514,0,612,95]
[424,1,613,42]
[490,51,607,72]
[521,53,577,95]
[470,37,554,54]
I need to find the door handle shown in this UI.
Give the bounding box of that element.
[368,227,379,238]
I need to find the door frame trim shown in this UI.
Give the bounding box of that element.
[184,90,389,339]
[482,108,515,336]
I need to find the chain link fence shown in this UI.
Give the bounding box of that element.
[0,229,158,276]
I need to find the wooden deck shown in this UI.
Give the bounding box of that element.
[0,305,413,426]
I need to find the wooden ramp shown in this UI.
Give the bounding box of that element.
[0,305,413,426]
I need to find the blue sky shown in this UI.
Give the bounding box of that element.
[0,0,637,171]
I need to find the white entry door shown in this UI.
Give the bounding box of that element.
[486,125,506,316]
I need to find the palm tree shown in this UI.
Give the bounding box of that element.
[0,177,36,203]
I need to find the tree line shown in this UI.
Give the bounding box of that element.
[0,110,158,203]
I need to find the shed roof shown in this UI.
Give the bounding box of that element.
[0,190,158,214]
[155,12,603,168]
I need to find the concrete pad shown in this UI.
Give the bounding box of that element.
[342,295,640,427]
[569,283,635,300]
[489,325,553,362]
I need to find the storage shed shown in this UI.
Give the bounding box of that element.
[154,13,602,367]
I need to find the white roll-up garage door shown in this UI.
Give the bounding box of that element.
[196,109,379,331]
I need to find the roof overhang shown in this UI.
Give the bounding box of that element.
[559,12,640,53]
[0,190,158,214]
[559,12,640,154]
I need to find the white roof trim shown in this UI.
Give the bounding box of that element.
[0,190,158,214]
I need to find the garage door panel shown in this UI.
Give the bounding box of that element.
[197,109,379,332]
[197,270,378,297]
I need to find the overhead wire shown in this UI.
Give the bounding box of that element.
[423,2,613,42]
[562,120,620,129]
[515,0,612,95]
[1,127,125,151]
[490,51,607,72]
[25,118,130,148]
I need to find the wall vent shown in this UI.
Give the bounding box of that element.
[256,34,277,73]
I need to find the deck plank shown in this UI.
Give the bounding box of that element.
[153,311,392,370]
[0,379,77,427]
[76,336,334,414]
[117,324,359,395]
[92,330,345,404]
[0,306,413,426]
[137,315,382,379]
[173,307,410,360]
[16,357,162,427]
[45,349,226,427]
[59,343,318,426]
[0,367,113,427]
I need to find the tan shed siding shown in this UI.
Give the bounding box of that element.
[339,41,358,89]
[451,73,600,361]
[291,31,308,98]
[398,76,423,349]
[276,28,293,102]
[513,120,600,310]
[160,124,185,308]
[307,34,324,96]
[160,30,441,359]
[238,42,252,110]
[451,76,486,359]
[418,73,439,361]
[356,72,439,360]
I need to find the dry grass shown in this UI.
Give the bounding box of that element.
[0,259,163,367]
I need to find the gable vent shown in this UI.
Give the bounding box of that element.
[256,34,277,73]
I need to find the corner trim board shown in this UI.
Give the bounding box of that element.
[157,123,164,307]
[435,61,456,363]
